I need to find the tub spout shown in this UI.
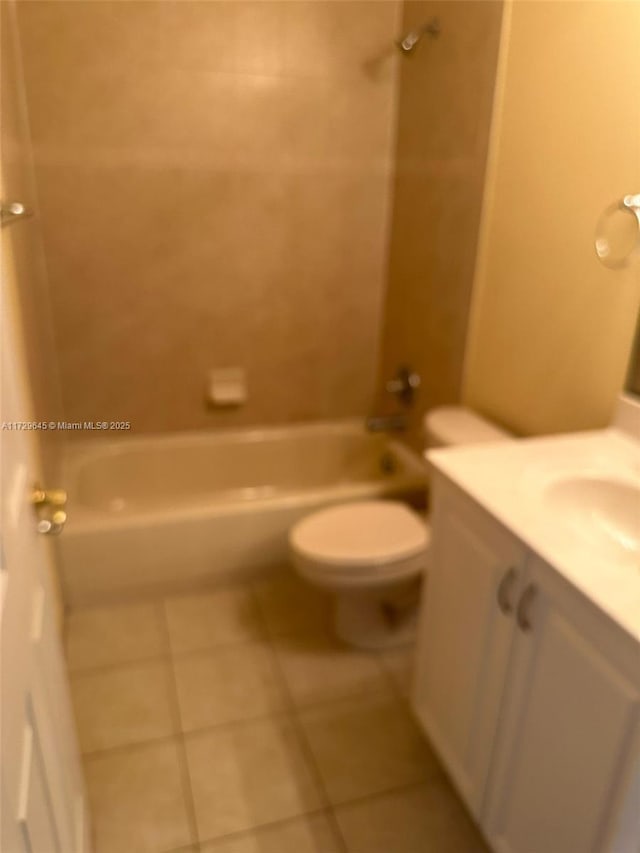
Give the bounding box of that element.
[365,414,407,433]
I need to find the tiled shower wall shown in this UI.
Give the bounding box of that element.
[16,1,400,433]
[2,2,64,479]
[376,0,503,447]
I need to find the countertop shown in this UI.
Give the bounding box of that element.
[427,428,640,644]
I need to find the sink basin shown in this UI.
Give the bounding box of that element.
[545,476,640,569]
[429,422,640,639]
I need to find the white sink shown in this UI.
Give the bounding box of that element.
[544,476,640,570]
[427,408,640,640]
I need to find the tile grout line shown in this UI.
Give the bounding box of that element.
[191,778,444,852]
[173,581,351,849]
[163,844,199,853]
[374,648,408,703]
[327,777,436,813]
[68,652,172,679]
[248,583,346,845]
[261,602,351,853]
[375,648,414,708]
[64,577,277,674]
[82,732,440,842]
[283,680,439,853]
[79,685,395,762]
[72,583,431,850]
[73,598,413,763]
[196,806,335,850]
[156,598,201,851]
[67,634,275,678]
[82,732,183,763]
[65,577,267,616]
[257,588,441,845]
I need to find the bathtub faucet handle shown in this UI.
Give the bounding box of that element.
[32,486,67,508]
[32,484,68,536]
[36,510,67,536]
[385,366,420,407]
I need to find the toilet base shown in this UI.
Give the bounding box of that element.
[333,580,419,650]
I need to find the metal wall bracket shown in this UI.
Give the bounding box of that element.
[1,201,33,227]
[595,193,640,269]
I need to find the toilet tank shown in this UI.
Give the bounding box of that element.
[424,406,512,450]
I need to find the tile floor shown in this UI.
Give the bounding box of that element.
[65,571,489,853]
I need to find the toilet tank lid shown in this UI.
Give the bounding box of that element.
[424,406,511,446]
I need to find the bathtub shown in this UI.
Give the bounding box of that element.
[58,420,427,605]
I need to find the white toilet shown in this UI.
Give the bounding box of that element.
[289,406,512,650]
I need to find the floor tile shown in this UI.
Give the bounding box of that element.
[173,643,287,732]
[199,813,342,852]
[185,716,323,840]
[335,780,489,853]
[65,602,166,671]
[273,630,390,708]
[71,661,175,753]
[253,572,332,638]
[164,587,264,654]
[298,692,441,805]
[379,644,416,698]
[84,740,193,853]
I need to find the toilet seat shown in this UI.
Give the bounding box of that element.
[290,500,429,589]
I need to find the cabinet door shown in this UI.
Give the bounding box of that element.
[485,556,640,853]
[412,478,525,817]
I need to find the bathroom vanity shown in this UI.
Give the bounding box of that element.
[413,421,640,853]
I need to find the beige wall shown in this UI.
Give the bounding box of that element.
[16,1,400,434]
[1,0,64,480]
[376,0,503,447]
[464,0,640,436]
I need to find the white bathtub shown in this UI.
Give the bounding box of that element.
[58,420,427,605]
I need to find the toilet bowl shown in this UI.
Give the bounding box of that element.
[290,500,429,649]
[289,406,512,650]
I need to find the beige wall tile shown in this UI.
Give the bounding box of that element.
[282,1,398,80]
[1,2,64,479]
[375,1,503,448]
[16,1,400,434]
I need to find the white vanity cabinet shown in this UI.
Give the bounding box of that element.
[413,479,526,816]
[413,476,640,853]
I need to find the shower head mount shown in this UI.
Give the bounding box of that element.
[397,17,441,54]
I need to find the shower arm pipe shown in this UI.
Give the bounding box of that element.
[397,17,441,53]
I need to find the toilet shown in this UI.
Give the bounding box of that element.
[289,406,512,650]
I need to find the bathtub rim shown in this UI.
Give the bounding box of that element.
[62,419,427,532]
[63,417,393,464]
